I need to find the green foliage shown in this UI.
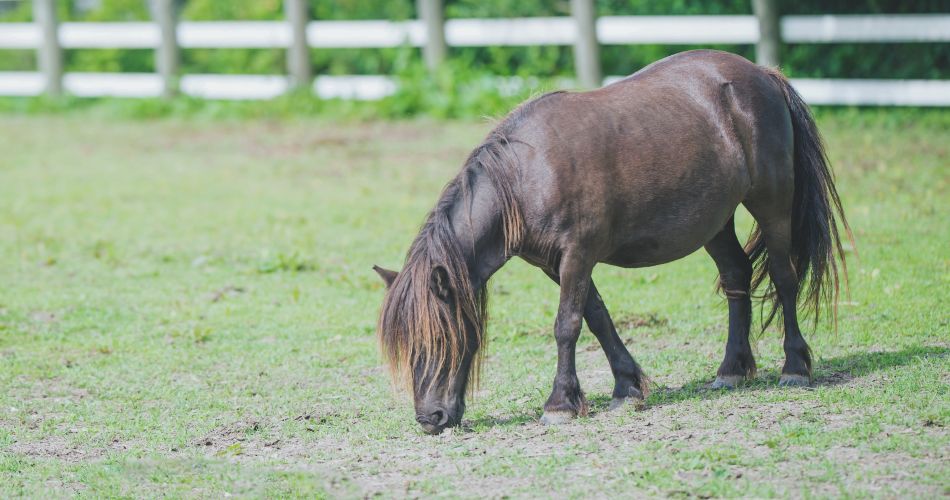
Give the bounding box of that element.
[68,0,151,20]
[375,52,562,119]
[782,42,950,79]
[0,0,31,71]
[63,0,151,72]
[0,0,30,22]
[309,0,414,20]
[597,0,749,15]
[0,49,33,72]
[446,0,568,17]
[181,0,284,21]
[0,49,548,119]
[0,0,947,112]
[177,0,284,75]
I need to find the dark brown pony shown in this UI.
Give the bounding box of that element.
[375,50,852,435]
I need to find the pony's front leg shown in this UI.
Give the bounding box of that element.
[543,270,649,410]
[584,282,649,409]
[540,256,592,425]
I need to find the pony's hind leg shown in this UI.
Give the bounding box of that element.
[705,217,756,389]
[766,225,812,386]
[540,253,593,425]
[749,215,813,386]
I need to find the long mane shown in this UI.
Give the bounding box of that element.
[376,97,551,392]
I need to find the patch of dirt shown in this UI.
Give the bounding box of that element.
[7,435,104,464]
[193,409,346,458]
[207,285,246,303]
[29,310,59,324]
[0,377,94,436]
[185,363,946,498]
[741,445,946,497]
[1,343,919,498]
[615,312,669,331]
[8,343,945,497]
[193,418,264,452]
[16,378,92,407]
[6,432,138,468]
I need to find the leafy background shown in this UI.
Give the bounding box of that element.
[0,0,947,78]
[0,1,946,119]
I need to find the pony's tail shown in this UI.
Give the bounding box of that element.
[748,70,854,332]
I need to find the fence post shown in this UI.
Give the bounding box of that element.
[416,0,446,72]
[753,0,780,67]
[285,0,312,89]
[151,0,179,98]
[571,0,601,88]
[33,0,62,96]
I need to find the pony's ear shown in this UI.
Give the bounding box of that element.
[373,265,398,289]
[430,265,452,302]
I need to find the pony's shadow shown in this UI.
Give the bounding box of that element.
[466,345,947,429]
[603,344,948,412]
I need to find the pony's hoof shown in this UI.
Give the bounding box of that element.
[778,374,810,387]
[608,387,645,411]
[709,375,743,390]
[608,396,646,412]
[540,410,575,425]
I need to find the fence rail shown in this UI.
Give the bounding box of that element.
[1,11,948,105]
[3,71,947,106]
[2,15,949,49]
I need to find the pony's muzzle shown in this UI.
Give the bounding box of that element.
[416,408,451,435]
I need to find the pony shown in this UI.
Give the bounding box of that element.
[374,50,852,434]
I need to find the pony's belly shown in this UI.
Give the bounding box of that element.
[601,205,736,268]
[602,237,704,268]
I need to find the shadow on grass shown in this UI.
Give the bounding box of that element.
[462,413,538,431]
[462,345,947,430]
[644,344,948,408]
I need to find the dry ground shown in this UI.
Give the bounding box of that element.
[0,111,947,497]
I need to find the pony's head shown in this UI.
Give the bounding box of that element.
[374,131,526,434]
[373,217,487,435]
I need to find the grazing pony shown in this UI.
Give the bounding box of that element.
[374,50,851,434]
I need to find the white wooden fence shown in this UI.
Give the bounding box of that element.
[1,12,948,105]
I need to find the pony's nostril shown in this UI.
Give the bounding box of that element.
[431,409,449,427]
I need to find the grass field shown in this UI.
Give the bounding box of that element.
[0,109,947,498]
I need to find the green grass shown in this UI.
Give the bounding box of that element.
[0,109,947,498]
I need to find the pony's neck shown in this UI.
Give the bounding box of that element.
[446,170,511,291]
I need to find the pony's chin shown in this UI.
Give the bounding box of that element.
[419,422,446,435]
